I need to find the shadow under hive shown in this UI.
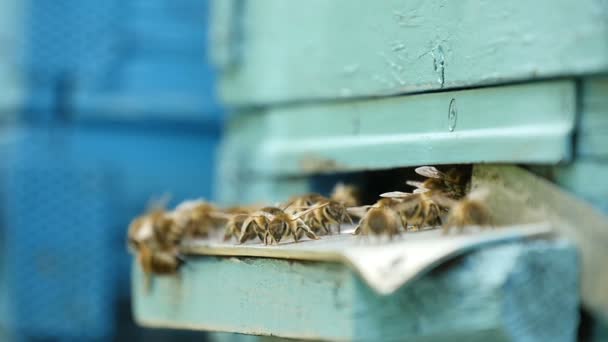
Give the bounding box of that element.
[2,160,116,339]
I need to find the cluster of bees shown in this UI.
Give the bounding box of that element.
[127,166,492,276]
[354,166,492,238]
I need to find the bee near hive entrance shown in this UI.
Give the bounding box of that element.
[126,164,499,277]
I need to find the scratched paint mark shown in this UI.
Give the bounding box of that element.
[432,45,445,87]
[379,52,406,86]
[391,41,407,52]
[392,10,422,27]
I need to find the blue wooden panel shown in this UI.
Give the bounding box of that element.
[578,77,608,159]
[0,125,220,340]
[133,241,579,341]
[212,0,608,105]
[218,81,576,181]
[554,160,608,213]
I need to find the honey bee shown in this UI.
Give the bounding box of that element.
[352,198,402,238]
[438,188,493,233]
[287,193,353,235]
[137,243,185,291]
[241,205,326,245]
[330,182,360,207]
[175,200,226,239]
[138,243,183,275]
[408,166,469,199]
[222,206,253,242]
[381,191,444,231]
[127,196,172,252]
[127,211,156,252]
[237,206,284,244]
[266,206,323,244]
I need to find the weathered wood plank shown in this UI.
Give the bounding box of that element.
[474,165,608,321]
[553,160,608,213]
[134,241,578,341]
[211,0,608,105]
[217,81,576,180]
[578,77,608,159]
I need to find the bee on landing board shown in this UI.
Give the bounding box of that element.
[236,206,285,244]
[407,166,469,200]
[173,199,226,239]
[380,191,444,231]
[351,198,402,239]
[239,204,327,245]
[434,188,493,233]
[287,192,354,235]
[330,182,360,207]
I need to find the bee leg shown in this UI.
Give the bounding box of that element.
[256,232,265,242]
[353,224,361,235]
[291,225,300,243]
[223,229,233,241]
[238,219,253,244]
[297,219,319,240]
[321,221,330,235]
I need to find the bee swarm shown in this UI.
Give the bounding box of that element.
[127,166,494,275]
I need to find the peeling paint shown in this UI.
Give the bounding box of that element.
[432,45,446,87]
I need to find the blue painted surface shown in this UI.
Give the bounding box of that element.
[14,0,220,121]
[0,124,220,340]
[0,0,222,339]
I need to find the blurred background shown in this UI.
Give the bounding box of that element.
[0,0,219,340]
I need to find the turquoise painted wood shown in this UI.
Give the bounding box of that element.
[0,0,24,116]
[211,0,608,106]
[217,80,576,182]
[554,160,608,213]
[133,241,578,341]
[578,77,608,159]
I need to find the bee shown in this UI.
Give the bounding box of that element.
[137,243,185,292]
[127,196,172,252]
[241,205,326,245]
[175,200,226,239]
[438,188,493,233]
[381,191,444,231]
[265,206,323,244]
[222,206,253,242]
[237,206,284,244]
[352,198,402,239]
[407,166,469,199]
[330,182,360,207]
[287,193,353,235]
[127,211,156,252]
[138,243,183,275]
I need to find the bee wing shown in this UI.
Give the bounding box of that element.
[415,166,445,179]
[208,211,233,220]
[292,202,329,220]
[346,205,373,218]
[413,188,429,194]
[380,191,413,198]
[146,193,172,212]
[254,211,276,221]
[428,193,457,208]
[391,193,422,212]
[405,180,426,189]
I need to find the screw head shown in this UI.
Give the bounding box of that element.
[448,99,457,132]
